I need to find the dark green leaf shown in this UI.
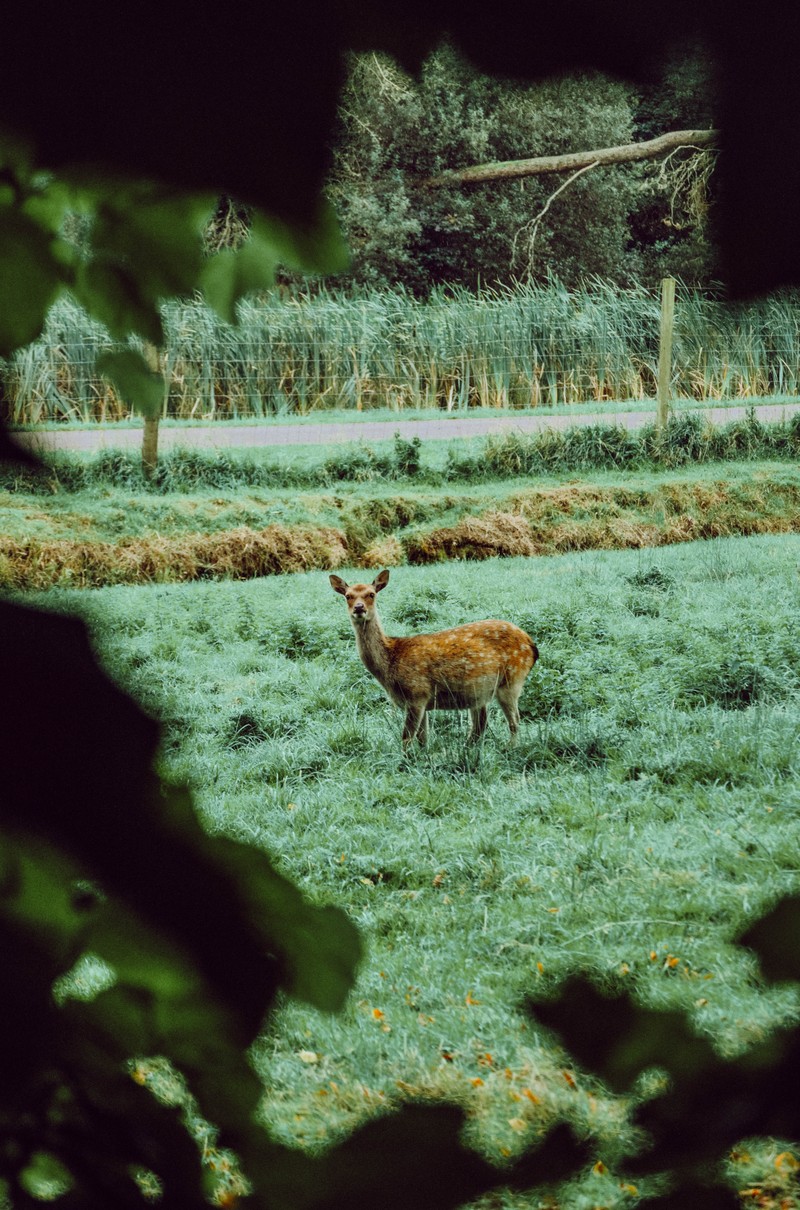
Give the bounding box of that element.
[738,894,800,982]
[0,597,359,1028]
[0,210,63,354]
[508,1122,591,1190]
[0,918,65,1102]
[91,190,207,304]
[242,1112,586,1210]
[200,237,278,324]
[527,975,717,1093]
[251,201,350,275]
[22,178,73,236]
[204,825,362,1013]
[273,1105,498,1210]
[629,1025,800,1176]
[96,349,166,417]
[74,259,164,344]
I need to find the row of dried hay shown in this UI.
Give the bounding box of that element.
[6,477,800,588]
[0,524,349,590]
[402,479,800,563]
[403,509,800,564]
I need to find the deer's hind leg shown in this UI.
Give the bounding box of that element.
[469,705,488,742]
[495,683,522,741]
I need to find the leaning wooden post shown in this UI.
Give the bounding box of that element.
[657,277,675,429]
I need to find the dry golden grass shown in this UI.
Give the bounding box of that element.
[361,535,405,568]
[404,480,800,563]
[6,477,800,589]
[0,524,349,590]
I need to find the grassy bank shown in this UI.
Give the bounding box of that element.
[44,536,800,1207]
[4,459,800,590]
[8,412,800,495]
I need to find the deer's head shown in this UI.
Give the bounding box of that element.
[330,569,390,624]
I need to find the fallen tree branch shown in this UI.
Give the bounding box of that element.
[422,128,720,188]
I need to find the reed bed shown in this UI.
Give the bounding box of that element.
[5,281,800,424]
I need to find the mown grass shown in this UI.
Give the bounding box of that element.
[35,535,800,1207]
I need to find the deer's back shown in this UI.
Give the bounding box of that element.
[387,620,536,701]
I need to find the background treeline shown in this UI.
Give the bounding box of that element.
[322,42,718,293]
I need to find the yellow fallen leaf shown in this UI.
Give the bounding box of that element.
[298,1050,319,1064]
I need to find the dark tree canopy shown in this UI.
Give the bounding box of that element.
[4,0,800,293]
[325,46,719,291]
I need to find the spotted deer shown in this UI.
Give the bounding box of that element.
[330,569,538,748]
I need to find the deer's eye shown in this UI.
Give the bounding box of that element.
[367,592,375,599]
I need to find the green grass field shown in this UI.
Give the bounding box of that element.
[42,533,800,1207]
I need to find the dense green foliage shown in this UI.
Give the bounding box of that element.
[8,282,800,425]
[57,537,800,1206]
[325,44,717,292]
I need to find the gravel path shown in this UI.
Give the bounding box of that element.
[14,402,800,454]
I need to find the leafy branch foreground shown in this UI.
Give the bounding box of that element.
[3,584,800,1208]
[0,593,583,1207]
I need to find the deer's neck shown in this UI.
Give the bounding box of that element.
[353,612,393,684]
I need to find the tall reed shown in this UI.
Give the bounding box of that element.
[4,282,800,424]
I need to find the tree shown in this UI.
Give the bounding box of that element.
[328,48,642,290]
[421,127,721,285]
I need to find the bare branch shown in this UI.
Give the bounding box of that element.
[657,146,719,229]
[512,160,600,279]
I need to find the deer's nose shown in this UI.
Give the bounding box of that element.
[353,602,366,615]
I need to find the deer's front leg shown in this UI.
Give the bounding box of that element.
[417,709,428,746]
[402,703,427,749]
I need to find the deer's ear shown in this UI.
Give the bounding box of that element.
[374,569,390,592]
[330,575,348,595]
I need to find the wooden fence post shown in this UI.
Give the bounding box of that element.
[657,277,675,429]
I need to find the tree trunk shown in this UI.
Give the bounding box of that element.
[141,341,163,480]
[423,128,719,188]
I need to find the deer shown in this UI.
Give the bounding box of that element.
[330,569,538,749]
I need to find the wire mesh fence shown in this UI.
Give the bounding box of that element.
[4,281,800,425]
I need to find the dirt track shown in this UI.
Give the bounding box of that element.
[13,401,800,454]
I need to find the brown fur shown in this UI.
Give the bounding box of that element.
[330,569,538,749]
